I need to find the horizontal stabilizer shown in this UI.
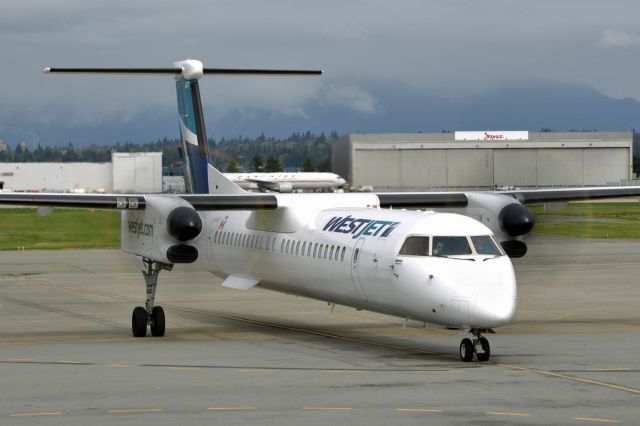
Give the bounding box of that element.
[222,275,260,291]
[44,67,322,78]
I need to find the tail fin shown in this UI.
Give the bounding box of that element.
[174,60,245,195]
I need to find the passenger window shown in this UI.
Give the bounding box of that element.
[296,241,300,255]
[329,245,335,260]
[302,242,307,255]
[281,239,285,253]
[341,246,346,262]
[271,238,276,251]
[307,242,312,257]
[313,243,318,257]
[286,240,290,254]
[324,245,328,259]
[353,248,359,263]
[471,235,503,256]
[335,246,340,261]
[399,236,430,256]
[433,236,472,256]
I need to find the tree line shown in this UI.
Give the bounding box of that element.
[0,131,339,172]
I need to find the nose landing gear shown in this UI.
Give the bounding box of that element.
[459,328,493,362]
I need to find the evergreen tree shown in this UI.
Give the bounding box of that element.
[301,156,315,172]
[317,157,332,172]
[226,159,239,172]
[250,153,264,172]
[265,155,283,172]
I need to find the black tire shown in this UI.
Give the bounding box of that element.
[459,338,474,362]
[132,306,147,337]
[150,306,165,337]
[477,336,491,362]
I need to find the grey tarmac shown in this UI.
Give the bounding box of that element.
[0,235,639,425]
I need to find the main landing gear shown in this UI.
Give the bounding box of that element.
[459,328,492,362]
[132,259,173,337]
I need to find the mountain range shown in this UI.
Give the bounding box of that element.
[1,79,639,147]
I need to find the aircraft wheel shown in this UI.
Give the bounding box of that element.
[132,306,148,337]
[476,336,491,362]
[150,306,165,337]
[459,338,474,362]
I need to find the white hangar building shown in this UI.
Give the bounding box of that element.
[332,131,634,191]
[0,152,163,193]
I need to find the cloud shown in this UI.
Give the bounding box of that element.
[596,29,640,48]
[323,85,381,114]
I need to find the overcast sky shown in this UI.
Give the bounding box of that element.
[1,0,640,136]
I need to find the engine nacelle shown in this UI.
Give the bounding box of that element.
[460,192,535,258]
[121,195,202,264]
[276,182,293,193]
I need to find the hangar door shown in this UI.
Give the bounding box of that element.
[494,149,537,187]
[354,149,401,189]
[583,148,629,185]
[399,149,447,189]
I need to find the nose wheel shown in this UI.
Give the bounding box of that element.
[459,329,492,362]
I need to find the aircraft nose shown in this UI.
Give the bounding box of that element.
[471,266,517,328]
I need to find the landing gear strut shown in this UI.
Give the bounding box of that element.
[132,259,173,337]
[459,328,492,362]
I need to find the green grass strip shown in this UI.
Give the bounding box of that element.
[533,220,640,239]
[0,208,120,250]
[529,202,640,218]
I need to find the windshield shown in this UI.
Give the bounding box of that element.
[432,236,472,256]
[398,234,502,257]
[399,236,430,256]
[471,235,503,256]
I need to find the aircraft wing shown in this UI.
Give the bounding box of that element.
[497,186,640,204]
[374,186,640,209]
[376,192,469,207]
[0,193,278,211]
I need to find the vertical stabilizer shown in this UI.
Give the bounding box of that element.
[175,60,210,194]
[174,60,245,195]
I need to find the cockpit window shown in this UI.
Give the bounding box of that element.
[399,236,430,256]
[432,236,472,256]
[471,235,503,256]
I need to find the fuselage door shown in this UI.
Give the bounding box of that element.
[351,238,368,301]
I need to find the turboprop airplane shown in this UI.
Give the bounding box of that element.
[2,59,640,363]
[225,172,346,193]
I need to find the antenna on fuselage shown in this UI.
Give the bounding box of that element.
[43,60,323,194]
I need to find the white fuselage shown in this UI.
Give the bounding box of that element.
[188,193,517,329]
[226,172,346,191]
